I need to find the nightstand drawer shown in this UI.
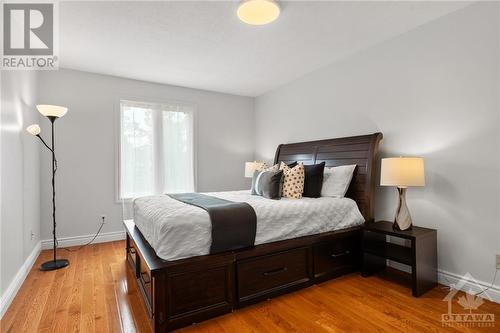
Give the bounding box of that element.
[314,236,358,279]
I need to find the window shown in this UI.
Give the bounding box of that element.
[119,100,195,199]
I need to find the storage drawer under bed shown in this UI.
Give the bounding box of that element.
[236,247,311,304]
[139,257,153,305]
[313,233,359,281]
[126,234,154,317]
[126,236,139,277]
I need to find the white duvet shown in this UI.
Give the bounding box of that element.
[133,190,364,261]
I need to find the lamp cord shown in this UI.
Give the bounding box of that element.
[36,132,101,253]
[473,268,499,297]
[58,219,105,252]
[441,268,499,297]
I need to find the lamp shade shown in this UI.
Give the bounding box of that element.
[26,124,41,136]
[36,104,68,118]
[237,0,280,25]
[380,157,425,187]
[245,161,265,178]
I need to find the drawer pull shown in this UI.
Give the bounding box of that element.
[141,272,151,284]
[263,267,288,276]
[331,250,350,258]
[129,248,136,254]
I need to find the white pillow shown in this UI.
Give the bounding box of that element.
[321,165,357,198]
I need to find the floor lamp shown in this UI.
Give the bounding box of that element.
[26,105,70,271]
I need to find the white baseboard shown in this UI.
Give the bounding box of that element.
[438,269,500,304]
[41,230,126,249]
[0,241,41,319]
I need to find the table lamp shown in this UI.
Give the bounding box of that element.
[245,161,265,178]
[380,157,425,231]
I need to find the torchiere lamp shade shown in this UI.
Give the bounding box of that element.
[36,104,68,118]
[26,124,41,136]
[380,157,425,231]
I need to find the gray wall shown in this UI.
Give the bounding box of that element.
[38,69,254,240]
[255,3,499,284]
[1,71,40,295]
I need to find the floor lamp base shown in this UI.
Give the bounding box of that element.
[40,259,70,271]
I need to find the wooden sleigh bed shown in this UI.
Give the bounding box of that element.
[124,132,383,332]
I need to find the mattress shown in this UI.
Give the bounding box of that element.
[133,190,365,261]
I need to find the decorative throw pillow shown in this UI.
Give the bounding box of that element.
[279,162,305,199]
[321,165,356,198]
[303,162,326,198]
[262,163,279,172]
[261,162,295,171]
[251,170,284,199]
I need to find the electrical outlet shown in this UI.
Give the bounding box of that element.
[30,231,35,240]
[100,214,107,224]
[496,254,500,269]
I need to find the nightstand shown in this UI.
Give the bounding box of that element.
[361,221,437,297]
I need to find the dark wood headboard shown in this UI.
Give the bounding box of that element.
[274,132,383,222]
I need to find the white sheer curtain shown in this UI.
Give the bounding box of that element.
[120,100,195,200]
[162,105,195,193]
[120,102,155,199]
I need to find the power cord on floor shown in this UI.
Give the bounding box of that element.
[441,276,455,291]
[440,268,499,297]
[473,268,498,296]
[57,216,106,252]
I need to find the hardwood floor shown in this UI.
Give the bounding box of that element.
[1,241,499,333]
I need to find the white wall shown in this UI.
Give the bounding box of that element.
[1,71,41,307]
[255,3,499,284]
[38,69,254,240]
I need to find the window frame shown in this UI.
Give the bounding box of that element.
[115,97,198,203]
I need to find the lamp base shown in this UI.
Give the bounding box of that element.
[393,187,413,231]
[40,259,69,271]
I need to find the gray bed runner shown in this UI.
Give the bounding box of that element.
[167,193,257,254]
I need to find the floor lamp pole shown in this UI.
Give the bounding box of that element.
[51,118,56,262]
[40,116,69,271]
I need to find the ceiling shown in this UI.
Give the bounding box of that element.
[60,1,471,97]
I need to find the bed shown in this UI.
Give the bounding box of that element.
[134,191,365,261]
[124,132,382,332]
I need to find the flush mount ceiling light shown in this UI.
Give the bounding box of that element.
[237,0,280,25]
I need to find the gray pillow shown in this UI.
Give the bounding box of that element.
[251,170,283,199]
